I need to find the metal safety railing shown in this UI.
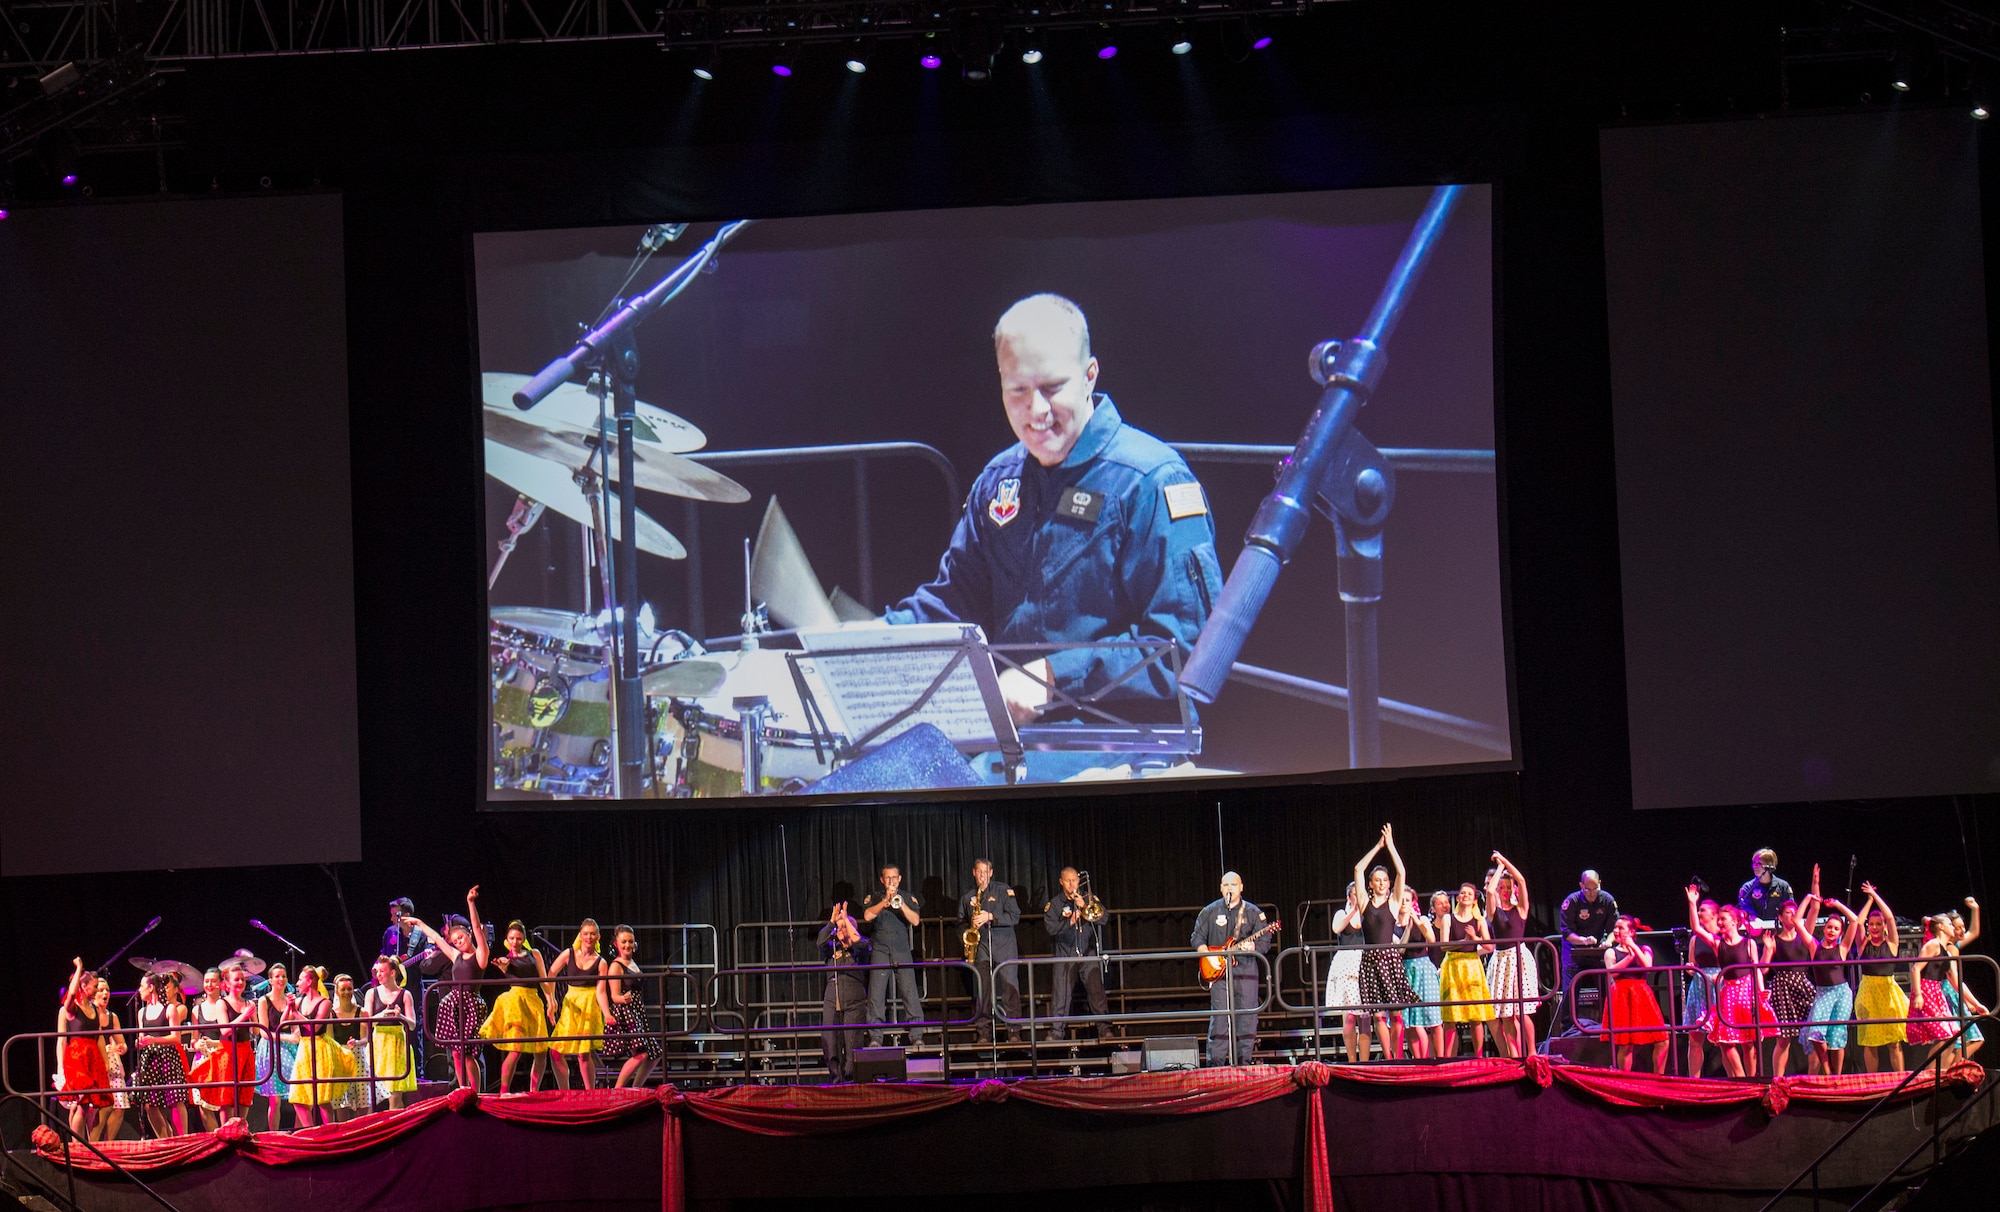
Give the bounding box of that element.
[995,949,1276,1076]
[1277,937,1560,1061]
[0,1090,184,1212]
[706,960,985,1083]
[530,923,720,1033]
[420,971,700,1058]
[1562,964,1716,1075]
[2,1017,417,1104]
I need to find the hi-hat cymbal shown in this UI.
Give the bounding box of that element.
[641,659,729,698]
[148,959,203,992]
[483,372,707,454]
[220,949,267,976]
[486,441,686,560]
[484,408,749,504]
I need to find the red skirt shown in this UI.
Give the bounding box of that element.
[1907,979,1957,1045]
[1600,976,1668,1045]
[1708,976,1777,1045]
[59,1037,111,1109]
[187,1041,259,1109]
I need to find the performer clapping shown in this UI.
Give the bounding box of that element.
[1852,883,1908,1073]
[1437,883,1495,1057]
[1599,916,1668,1073]
[1353,826,1416,1060]
[363,956,418,1110]
[478,920,553,1092]
[818,901,872,1082]
[1485,852,1538,1059]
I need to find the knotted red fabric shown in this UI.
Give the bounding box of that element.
[1292,1062,1334,1212]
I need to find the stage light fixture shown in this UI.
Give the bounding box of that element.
[0,209,10,221]
[846,58,867,73]
[955,12,1000,81]
[1021,31,1044,65]
[1971,71,1993,120]
[1888,34,1936,94]
[1098,44,1118,60]
[693,47,718,80]
[1171,40,1194,55]
[1976,106,1992,120]
[61,173,78,187]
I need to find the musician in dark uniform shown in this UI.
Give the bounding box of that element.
[1191,872,1271,1066]
[860,864,926,1048]
[884,294,1223,781]
[1044,867,1112,1040]
[817,901,872,1082]
[959,858,1023,1044]
[1557,869,1618,1034]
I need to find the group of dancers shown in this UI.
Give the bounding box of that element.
[1322,830,1989,1078]
[52,888,662,1142]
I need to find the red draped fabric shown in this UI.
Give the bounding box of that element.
[33,1056,1987,1212]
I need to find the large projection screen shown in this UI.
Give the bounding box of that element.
[474,186,1508,805]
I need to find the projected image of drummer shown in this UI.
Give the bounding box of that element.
[478,189,1511,804]
[883,294,1222,783]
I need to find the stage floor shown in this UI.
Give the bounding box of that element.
[8,1059,1992,1212]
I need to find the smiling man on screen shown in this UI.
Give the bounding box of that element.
[884,294,1222,775]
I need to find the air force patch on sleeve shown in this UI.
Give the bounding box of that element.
[988,477,1021,527]
[1164,481,1209,521]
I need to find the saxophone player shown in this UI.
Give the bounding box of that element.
[1045,867,1112,1041]
[860,864,926,1048]
[959,858,1023,1044]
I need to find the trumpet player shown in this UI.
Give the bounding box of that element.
[861,864,926,1048]
[960,858,1024,1045]
[1045,867,1112,1041]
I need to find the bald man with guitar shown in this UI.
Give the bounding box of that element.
[1192,873,1279,1066]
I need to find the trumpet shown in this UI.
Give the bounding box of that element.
[1080,870,1106,924]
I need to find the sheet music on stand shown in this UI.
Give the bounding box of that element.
[792,623,1021,762]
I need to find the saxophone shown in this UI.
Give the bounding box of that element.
[962,885,985,963]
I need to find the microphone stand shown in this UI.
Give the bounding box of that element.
[94,916,162,980]
[514,220,754,799]
[1181,186,1463,768]
[252,920,306,972]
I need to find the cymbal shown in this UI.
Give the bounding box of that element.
[751,497,838,629]
[483,372,707,454]
[641,659,728,698]
[128,955,156,973]
[148,959,203,991]
[484,408,748,504]
[220,949,267,976]
[485,441,686,560]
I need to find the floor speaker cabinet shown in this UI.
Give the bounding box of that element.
[905,1056,945,1083]
[1142,1036,1202,1072]
[1546,1034,1615,1067]
[1110,1049,1143,1075]
[853,1046,907,1083]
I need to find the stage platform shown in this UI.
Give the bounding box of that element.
[7,1059,1992,1212]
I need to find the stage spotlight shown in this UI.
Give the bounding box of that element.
[920,39,943,71]
[1253,34,1272,51]
[692,47,718,80]
[955,12,1000,81]
[846,58,867,73]
[1098,44,1118,60]
[771,46,793,77]
[61,174,78,187]
[1888,33,1936,94]
[1972,71,1993,120]
[1171,39,1193,55]
[0,209,10,221]
[1021,31,1044,65]
[1022,48,1043,64]
[772,63,792,77]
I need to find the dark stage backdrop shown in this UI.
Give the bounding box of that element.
[2,11,1998,1068]
[0,193,362,878]
[1603,109,2000,811]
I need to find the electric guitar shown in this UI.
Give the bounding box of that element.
[1199,920,1282,985]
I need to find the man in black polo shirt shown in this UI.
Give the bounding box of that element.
[818,902,873,1082]
[1044,867,1111,1041]
[1557,870,1617,1033]
[1737,849,1794,929]
[860,864,926,1048]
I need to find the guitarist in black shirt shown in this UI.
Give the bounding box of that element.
[1192,873,1276,1066]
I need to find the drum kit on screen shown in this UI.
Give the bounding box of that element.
[482,373,857,801]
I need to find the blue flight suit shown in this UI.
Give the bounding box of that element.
[885,398,1223,733]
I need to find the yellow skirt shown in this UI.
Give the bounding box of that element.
[1440,952,1498,1023]
[479,985,551,1054]
[1854,976,1910,1047]
[551,986,603,1055]
[287,1033,358,1106]
[370,1024,418,1093]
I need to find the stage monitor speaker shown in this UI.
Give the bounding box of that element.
[905,1056,945,1083]
[1109,1049,1143,1075]
[803,723,982,795]
[853,1046,907,1083]
[1142,1036,1201,1072]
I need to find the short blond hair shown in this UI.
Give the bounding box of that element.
[995,293,1091,364]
